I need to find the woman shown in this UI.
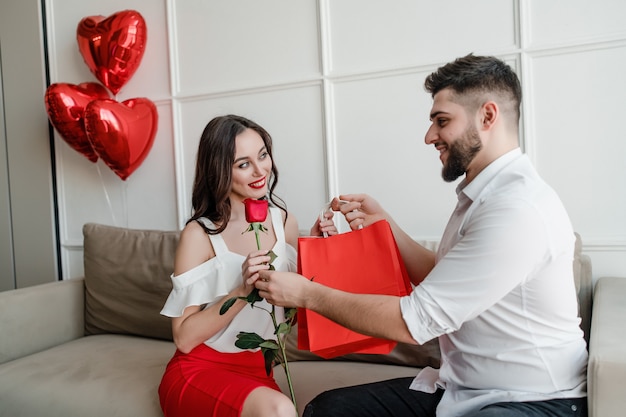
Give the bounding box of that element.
[158,115,335,417]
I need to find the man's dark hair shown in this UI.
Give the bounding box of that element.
[424,54,522,124]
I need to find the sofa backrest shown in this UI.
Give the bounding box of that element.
[82,223,592,366]
[83,223,178,340]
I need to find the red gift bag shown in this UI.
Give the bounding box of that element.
[297,219,413,359]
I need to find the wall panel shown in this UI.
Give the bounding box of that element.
[47,0,171,100]
[530,46,626,243]
[46,0,175,278]
[326,0,518,75]
[56,100,177,246]
[527,0,626,48]
[172,0,321,95]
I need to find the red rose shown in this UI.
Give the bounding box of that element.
[223,197,294,407]
[244,198,268,223]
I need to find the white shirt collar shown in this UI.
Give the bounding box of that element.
[457,148,522,202]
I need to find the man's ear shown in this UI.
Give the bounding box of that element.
[480,101,498,130]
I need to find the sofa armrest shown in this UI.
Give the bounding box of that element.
[0,278,85,364]
[587,276,626,417]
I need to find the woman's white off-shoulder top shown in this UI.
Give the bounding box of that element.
[160,207,297,352]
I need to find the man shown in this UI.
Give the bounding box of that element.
[254,54,588,417]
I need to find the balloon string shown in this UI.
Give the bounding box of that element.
[122,180,129,228]
[95,163,118,226]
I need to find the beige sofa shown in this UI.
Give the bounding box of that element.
[0,223,623,417]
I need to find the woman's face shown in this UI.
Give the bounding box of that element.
[230,128,272,202]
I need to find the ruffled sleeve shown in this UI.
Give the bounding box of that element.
[160,257,232,317]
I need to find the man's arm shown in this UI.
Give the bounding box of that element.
[255,270,418,345]
[385,215,436,285]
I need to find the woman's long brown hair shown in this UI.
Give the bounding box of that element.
[188,114,287,234]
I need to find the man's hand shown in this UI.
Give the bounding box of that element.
[330,194,387,230]
[252,270,312,308]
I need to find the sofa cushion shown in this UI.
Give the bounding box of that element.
[0,334,174,417]
[588,277,626,417]
[83,223,179,340]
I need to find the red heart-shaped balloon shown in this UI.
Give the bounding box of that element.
[44,82,111,162]
[76,10,147,95]
[84,98,158,180]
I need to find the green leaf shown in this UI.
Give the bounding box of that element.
[275,322,291,336]
[246,287,264,306]
[267,250,278,264]
[249,223,268,234]
[285,307,297,320]
[234,332,265,350]
[260,340,279,350]
[219,297,237,315]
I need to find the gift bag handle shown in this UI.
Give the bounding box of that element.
[319,200,362,238]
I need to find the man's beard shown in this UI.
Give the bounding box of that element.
[442,125,482,182]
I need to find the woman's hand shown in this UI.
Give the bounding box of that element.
[309,210,338,237]
[240,250,272,293]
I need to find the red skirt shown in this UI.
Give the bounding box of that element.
[158,343,281,417]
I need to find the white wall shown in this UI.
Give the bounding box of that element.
[45,0,626,283]
[1,0,58,290]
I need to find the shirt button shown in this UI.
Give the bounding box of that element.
[571,404,578,411]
